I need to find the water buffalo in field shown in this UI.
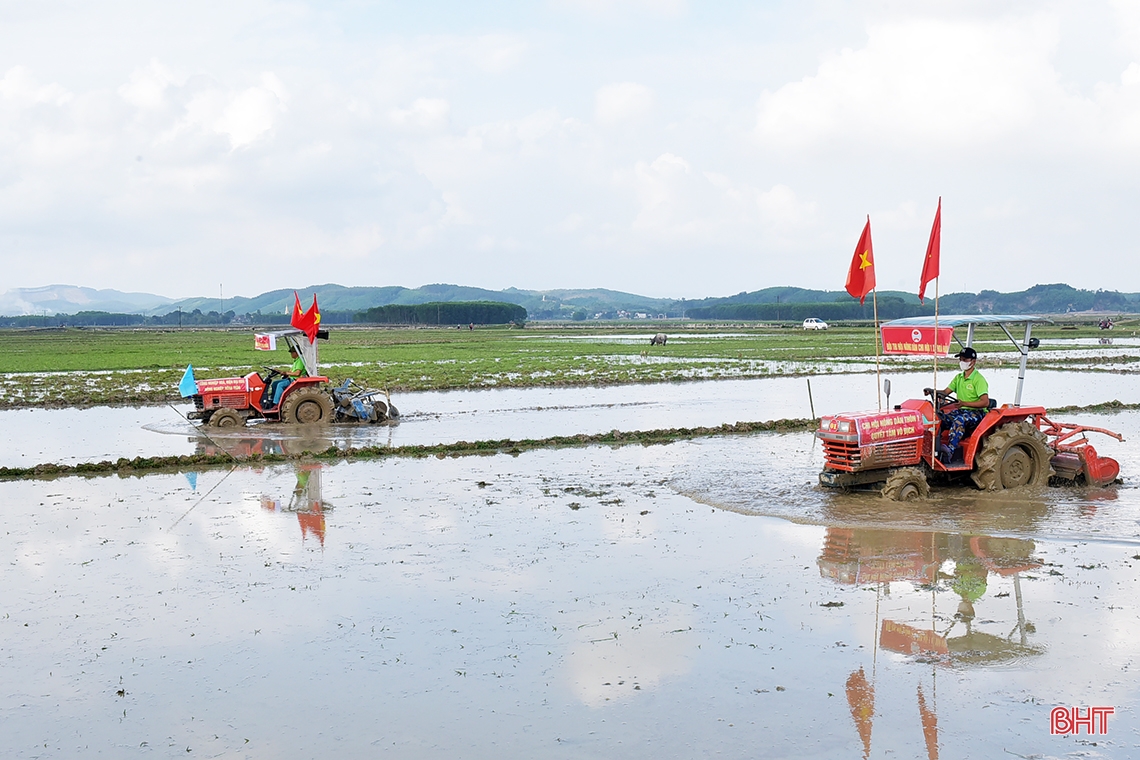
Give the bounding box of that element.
[650,333,667,345]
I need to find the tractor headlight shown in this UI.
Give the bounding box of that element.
[836,420,851,433]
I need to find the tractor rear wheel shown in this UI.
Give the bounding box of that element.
[282,387,333,424]
[208,409,245,428]
[882,467,929,501]
[971,420,1054,490]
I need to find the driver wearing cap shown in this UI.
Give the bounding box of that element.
[936,346,990,462]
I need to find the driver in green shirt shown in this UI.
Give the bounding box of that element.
[268,346,309,407]
[934,346,990,462]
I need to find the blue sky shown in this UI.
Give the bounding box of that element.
[2,0,1139,299]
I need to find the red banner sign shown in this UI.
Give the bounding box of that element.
[881,325,955,356]
[197,377,249,394]
[254,333,277,351]
[856,410,924,446]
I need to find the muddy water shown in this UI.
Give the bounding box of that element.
[3,435,1139,758]
[3,368,1139,468]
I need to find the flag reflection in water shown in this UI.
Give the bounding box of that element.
[821,527,1044,760]
[260,463,328,546]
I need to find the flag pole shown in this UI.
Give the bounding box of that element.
[933,277,939,396]
[873,287,882,411]
[931,275,939,467]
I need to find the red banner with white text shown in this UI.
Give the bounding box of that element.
[881,325,955,356]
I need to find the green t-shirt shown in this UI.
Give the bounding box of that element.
[948,370,988,404]
[291,355,307,376]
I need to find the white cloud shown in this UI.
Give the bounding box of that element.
[177,73,288,149]
[6,2,1140,297]
[594,82,653,124]
[757,184,818,232]
[756,16,1065,150]
[468,34,529,73]
[388,97,450,131]
[0,66,72,108]
[118,59,178,110]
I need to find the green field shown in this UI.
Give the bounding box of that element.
[1,322,1135,409]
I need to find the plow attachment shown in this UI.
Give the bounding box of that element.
[1040,417,1124,487]
[330,379,399,424]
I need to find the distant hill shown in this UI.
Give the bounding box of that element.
[158,283,673,321]
[679,283,1140,319]
[3,282,1139,320]
[0,285,174,317]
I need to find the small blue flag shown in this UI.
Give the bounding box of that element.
[185,472,198,491]
[179,364,197,397]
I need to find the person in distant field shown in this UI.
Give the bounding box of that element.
[268,346,309,407]
[927,346,990,462]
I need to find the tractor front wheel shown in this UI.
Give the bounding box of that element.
[882,467,929,501]
[208,409,245,428]
[971,420,1054,490]
[282,387,334,424]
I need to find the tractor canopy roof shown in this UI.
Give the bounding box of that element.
[881,315,1053,329]
[881,314,1053,407]
[254,328,324,377]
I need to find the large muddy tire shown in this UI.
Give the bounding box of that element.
[208,409,245,428]
[281,387,334,425]
[971,420,1054,491]
[882,467,929,501]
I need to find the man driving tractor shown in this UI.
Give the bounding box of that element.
[267,346,309,407]
[926,346,990,462]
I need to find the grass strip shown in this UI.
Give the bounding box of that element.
[0,418,816,481]
[1046,399,1140,414]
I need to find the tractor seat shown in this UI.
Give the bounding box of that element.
[988,398,997,410]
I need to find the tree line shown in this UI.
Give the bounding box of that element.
[0,301,528,328]
[355,301,527,325]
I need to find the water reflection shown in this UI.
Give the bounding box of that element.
[820,486,1054,536]
[252,463,329,546]
[231,464,330,546]
[821,526,1045,759]
[191,430,335,459]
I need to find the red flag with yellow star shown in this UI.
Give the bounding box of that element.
[290,292,321,343]
[846,217,875,305]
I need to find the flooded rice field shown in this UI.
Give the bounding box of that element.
[3,368,1140,469]
[4,435,1140,758]
[3,370,1140,758]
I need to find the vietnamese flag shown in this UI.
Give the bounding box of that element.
[291,293,321,343]
[303,295,321,343]
[919,198,941,303]
[845,217,875,305]
[290,292,304,329]
[291,293,323,344]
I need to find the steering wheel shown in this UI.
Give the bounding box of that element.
[262,366,286,379]
[923,388,955,401]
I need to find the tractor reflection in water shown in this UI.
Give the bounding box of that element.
[819,526,1043,759]
[190,434,333,544]
[258,463,329,546]
[190,432,334,461]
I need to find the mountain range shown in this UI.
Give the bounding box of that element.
[1,282,1137,319]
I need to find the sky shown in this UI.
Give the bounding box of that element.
[2,0,1140,300]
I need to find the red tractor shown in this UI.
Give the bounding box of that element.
[817,316,1123,500]
[184,328,398,427]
